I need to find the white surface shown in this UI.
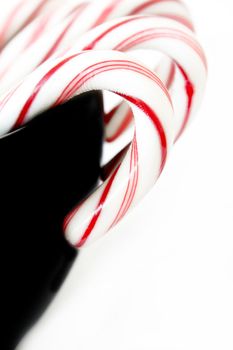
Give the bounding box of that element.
[18,1,233,349]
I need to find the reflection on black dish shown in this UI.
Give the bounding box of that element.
[1,91,104,350]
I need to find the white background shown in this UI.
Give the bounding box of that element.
[17,1,233,349]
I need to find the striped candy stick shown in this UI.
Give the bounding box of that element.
[0,50,174,247]
[0,0,192,94]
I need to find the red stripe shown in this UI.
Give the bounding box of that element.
[0,1,24,48]
[83,16,148,50]
[105,60,174,137]
[14,54,80,128]
[121,136,139,218]
[0,85,21,111]
[104,104,120,124]
[90,0,122,28]
[0,0,48,49]
[115,135,139,226]
[109,136,135,229]
[25,15,50,49]
[22,0,48,29]
[106,108,133,142]
[59,63,169,105]
[130,0,181,15]
[75,164,121,248]
[105,62,175,143]
[0,14,50,81]
[157,13,194,31]
[114,28,207,69]
[165,61,176,89]
[27,0,88,52]
[174,64,194,141]
[55,60,171,105]
[68,2,88,16]
[117,93,167,173]
[100,145,129,181]
[105,61,175,139]
[63,203,82,232]
[40,4,87,64]
[83,13,192,51]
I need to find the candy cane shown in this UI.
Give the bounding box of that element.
[0,0,192,94]
[69,15,206,141]
[0,50,174,247]
[0,0,193,161]
[0,1,207,248]
[62,17,206,246]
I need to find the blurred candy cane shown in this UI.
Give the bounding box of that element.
[0,0,49,49]
[0,1,90,92]
[0,50,174,247]
[0,0,192,94]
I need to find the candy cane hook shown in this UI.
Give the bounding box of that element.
[0,50,174,247]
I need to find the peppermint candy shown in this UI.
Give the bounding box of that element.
[0,0,207,247]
